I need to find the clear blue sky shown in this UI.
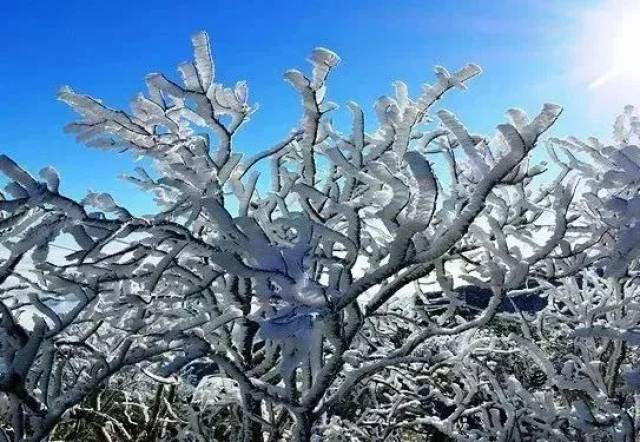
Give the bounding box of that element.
[0,0,618,213]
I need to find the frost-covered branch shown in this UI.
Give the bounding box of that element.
[0,30,600,441]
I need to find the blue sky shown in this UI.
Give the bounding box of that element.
[0,0,628,213]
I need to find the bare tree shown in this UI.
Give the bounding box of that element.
[327,107,640,442]
[0,32,581,441]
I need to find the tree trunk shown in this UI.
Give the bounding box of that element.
[241,393,263,442]
[293,411,312,442]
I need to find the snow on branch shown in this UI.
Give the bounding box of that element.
[0,31,614,441]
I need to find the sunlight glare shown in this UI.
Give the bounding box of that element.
[589,7,640,88]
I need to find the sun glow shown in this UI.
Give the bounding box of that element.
[568,0,640,117]
[589,9,640,89]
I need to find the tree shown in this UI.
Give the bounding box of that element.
[0,31,582,441]
[549,105,640,277]
[328,108,640,442]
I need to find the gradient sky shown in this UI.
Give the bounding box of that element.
[0,0,633,213]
